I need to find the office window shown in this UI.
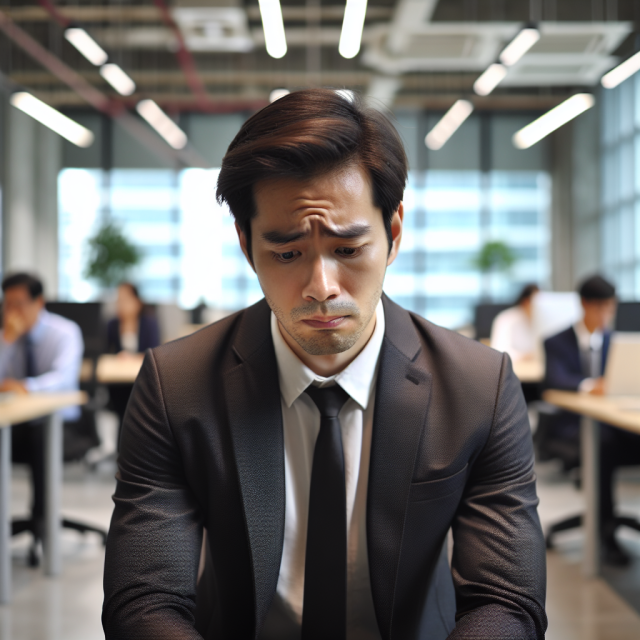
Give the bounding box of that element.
[58,167,263,309]
[601,72,640,299]
[59,166,550,328]
[384,170,550,329]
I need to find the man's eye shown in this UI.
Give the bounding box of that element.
[275,251,299,262]
[336,247,360,257]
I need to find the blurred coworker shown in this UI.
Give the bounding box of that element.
[0,272,83,540]
[106,283,160,437]
[490,284,540,362]
[545,274,640,566]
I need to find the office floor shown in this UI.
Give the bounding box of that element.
[1,433,640,639]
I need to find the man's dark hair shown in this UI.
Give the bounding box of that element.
[2,272,44,299]
[216,88,408,261]
[578,275,616,301]
[515,283,539,306]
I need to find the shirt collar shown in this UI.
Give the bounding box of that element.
[574,320,603,351]
[271,299,385,410]
[27,309,48,344]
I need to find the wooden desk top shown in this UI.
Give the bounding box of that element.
[0,391,88,427]
[513,359,544,384]
[543,390,640,435]
[94,354,144,384]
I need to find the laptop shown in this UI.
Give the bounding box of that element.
[605,332,640,409]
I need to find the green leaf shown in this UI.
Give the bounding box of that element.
[83,222,142,289]
[472,240,516,273]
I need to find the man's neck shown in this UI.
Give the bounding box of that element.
[278,312,377,378]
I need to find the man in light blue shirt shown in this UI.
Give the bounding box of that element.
[0,273,83,411]
[1,272,84,559]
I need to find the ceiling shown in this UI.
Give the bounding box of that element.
[0,0,638,115]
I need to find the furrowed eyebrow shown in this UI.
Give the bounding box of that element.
[261,223,372,245]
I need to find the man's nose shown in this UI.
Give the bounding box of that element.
[302,256,340,302]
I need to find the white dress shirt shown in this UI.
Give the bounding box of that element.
[0,310,84,419]
[574,320,604,393]
[490,305,537,362]
[264,300,385,640]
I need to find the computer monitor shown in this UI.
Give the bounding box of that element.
[45,302,106,356]
[605,333,640,397]
[615,302,640,332]
[474,303,510,340]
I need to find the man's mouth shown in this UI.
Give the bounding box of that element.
[301,316,347,329]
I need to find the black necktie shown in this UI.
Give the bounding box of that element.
[24,335,36,378]
[301,384,350,640]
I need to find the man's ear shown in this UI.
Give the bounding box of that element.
[235,223,255,272]
[386,202,404,267]
[35,295,45,311]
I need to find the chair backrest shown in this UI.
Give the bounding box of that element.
[45,302,106,357]
[615,302,640,332]
[473,303,510,340]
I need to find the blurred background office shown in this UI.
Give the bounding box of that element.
[1,0,640,639]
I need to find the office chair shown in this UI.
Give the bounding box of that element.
[536,408,640,555]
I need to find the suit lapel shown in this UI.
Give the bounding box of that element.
[368,296,433,640]
[223,300,286,639]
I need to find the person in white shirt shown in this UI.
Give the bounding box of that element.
[490,284,539,363]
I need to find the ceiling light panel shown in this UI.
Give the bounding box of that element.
[10,92,94,147]
[425,99,474,151]
[64,28,108,66]
[601,51,640,89]
[513,94,595,149]
[339,0,368,59]
[499,27,540,67]
[100,63,136,96]
[258,0,287,59]
[473,63,508,96]
[137,99,188,150]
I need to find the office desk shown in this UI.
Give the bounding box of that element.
[0,391,87,604]
[513,359,544,384]
[81,354,144,385]
[542,390,640,577]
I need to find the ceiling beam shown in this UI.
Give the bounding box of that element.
[0,5,393,23]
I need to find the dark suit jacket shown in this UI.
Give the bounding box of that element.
[103,296,547,640]
[544,326,611,438]
[106,314,161,354]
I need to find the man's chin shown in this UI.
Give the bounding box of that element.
[295,331,360,357]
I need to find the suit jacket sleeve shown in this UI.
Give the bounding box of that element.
[544,333,584,391]
[448,353,547,639]
[102,351,204,640]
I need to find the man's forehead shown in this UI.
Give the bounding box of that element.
[253,164,372,208]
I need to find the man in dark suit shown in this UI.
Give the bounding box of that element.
[103,89,546,639]
[545,275,640,566]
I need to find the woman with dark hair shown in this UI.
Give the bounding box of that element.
[106,283,160,441]
[490,283,540,363]
[107,282,160,355]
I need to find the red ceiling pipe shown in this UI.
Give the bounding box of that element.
[152,0,212,111]
[36,0,71,28]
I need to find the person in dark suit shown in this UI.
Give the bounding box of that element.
[106,282,160,439]
[545,275,640,565]
[103,89,547,640]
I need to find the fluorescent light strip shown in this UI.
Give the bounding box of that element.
[339,0,368,59]
[64,28,108,66]
[136,99,188,150]
[473,63,508,96]
[425,100,474,151]
[10,92,94,148]
[601,51,640,89]
[499,27,540,67]
[513,94,595,149]
[100,63,136,96]
[258,0,287,59]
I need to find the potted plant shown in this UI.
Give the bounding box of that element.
[84,222,141,291]
[473,240,516,301]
